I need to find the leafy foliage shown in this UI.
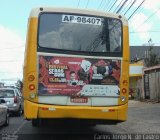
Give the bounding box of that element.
[144,46,160,67]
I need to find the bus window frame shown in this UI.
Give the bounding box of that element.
[37,12,123,57]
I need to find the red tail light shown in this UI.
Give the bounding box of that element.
[122,88,127,94]
[14,96,18,103]
[41,107,48,110]
[29,84,35,90]
[109,109,115,112]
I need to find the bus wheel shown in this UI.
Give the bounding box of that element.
[32,119,40,127]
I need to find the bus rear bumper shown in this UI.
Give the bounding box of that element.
[24,100,128,122]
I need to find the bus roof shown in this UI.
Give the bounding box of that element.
[29,7,128,26]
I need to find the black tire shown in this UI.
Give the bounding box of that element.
[4,112,9,126]
[32,119,40,127]
[88,123,96,127]
[17,106,23,116]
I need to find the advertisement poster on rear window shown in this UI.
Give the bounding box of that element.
[38,55,121,96]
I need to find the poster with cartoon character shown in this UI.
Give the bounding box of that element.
[38,55,121,96]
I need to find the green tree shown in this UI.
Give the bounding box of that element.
[144,39,160,67]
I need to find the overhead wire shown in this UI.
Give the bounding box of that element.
[116,0,128,13]
[77,0,80,8]
[0,71,22,73]
[108,0,118,12]
[101,0,109,11]
[0,46,24,50]
[130,31,160,34]
[130,3,144,16]
[100,0,107,10]
[113,0,124,13]
[85,0,90,8]
[128,0,145,20]
[134,7,160,31]
[130,0,146,17]
[120,0,133,14]
[103,0,112,11]
[97,0,104,10]
[0,60,22,62]
[128,4,145,33]
[124,0,137,15]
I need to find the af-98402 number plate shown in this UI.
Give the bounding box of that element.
[70,96,88,103]
[62,14,102,26]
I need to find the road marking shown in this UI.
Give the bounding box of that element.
[12,120,26,135]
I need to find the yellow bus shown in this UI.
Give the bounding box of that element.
[23,7,129,126]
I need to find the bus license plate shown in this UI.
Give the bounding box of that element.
[70,97,88,103]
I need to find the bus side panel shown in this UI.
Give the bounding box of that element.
[23,18,38,102]
[117,103,128,121]
[23,18,39,119]
[24,100,38,119]
[123,26,130,61]
[118,25,129,106]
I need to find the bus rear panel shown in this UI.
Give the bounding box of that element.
[23,7,129,125]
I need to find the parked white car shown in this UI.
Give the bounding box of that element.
[0,99,9,126]
[0,88,23,116]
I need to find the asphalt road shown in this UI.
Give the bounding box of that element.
[0,100,160,140]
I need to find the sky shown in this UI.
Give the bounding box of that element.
[0,0,160,83]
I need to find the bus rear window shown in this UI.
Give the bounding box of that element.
[38,13,122,53]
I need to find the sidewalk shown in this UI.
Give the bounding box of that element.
[128,99,160,107]
[140,99,160,103]
[128,100,144,107]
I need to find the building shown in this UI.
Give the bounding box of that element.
[129,46,160,99]
[143,65,160,101]
[0,82,4,88]
[129,61,143,99]
[130,46,160,61]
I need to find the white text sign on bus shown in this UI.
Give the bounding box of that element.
[62,14,102,26]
